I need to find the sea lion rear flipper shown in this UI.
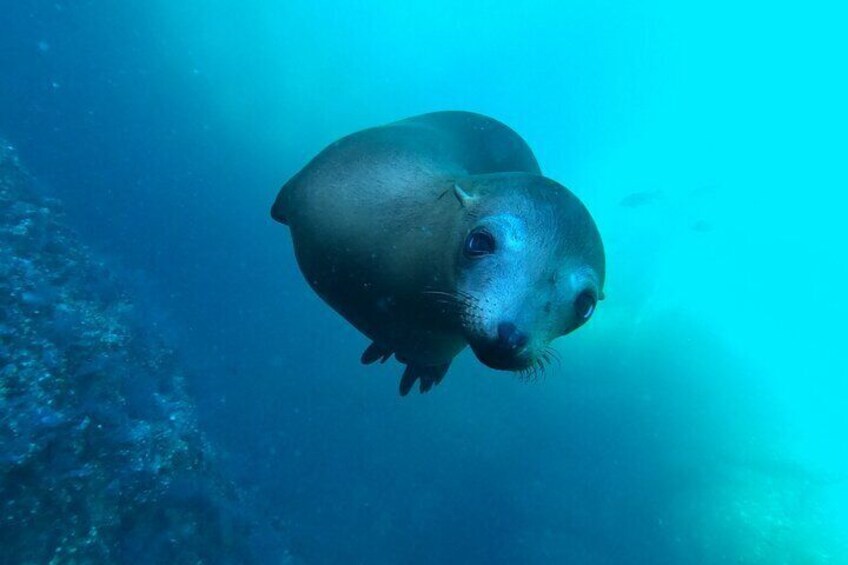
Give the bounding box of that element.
[399,363,450,396]
[361,342,392,365]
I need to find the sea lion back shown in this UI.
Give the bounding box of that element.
[396,111,541,177]
[270,111,541,226]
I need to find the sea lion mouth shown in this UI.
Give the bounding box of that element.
[469,342,533,372]
[468,320,536,371]
[470,338,560,379]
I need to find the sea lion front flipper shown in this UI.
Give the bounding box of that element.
[361,342,392,365]
[399,363,451,396]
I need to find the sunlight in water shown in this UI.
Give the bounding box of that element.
[1,0,845,561]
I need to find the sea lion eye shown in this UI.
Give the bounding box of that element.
[464,229,496,257]
[574,290,597,321]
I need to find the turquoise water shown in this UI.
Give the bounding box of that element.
[2,1,846,562]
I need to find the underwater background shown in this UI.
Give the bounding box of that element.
[1,0,847,563]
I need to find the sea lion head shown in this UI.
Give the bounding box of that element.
[449,173,605,373]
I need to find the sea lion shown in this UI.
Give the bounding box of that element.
[271,111,605,395]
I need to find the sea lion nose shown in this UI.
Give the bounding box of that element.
[497,322,528,351]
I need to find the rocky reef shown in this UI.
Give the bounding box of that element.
[0,142,276,563]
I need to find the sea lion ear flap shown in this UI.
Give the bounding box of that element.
[452,182,477,208]
[270,181,292,225]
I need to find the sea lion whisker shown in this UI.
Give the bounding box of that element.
[422,288,475,306]
[422,290,469,311]
[535,357,547,380]
[544,346,562,368]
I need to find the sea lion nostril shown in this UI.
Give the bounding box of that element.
[497,322,515,344]
[497,322,528,350]
[514,334,528,349]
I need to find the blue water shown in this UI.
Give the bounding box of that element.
[2,1,847,562]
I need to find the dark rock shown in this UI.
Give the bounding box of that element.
[0,140,282,563]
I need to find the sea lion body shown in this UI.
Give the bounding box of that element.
[272,112,604,395]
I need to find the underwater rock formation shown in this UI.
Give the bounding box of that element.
[0,142,274,563]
